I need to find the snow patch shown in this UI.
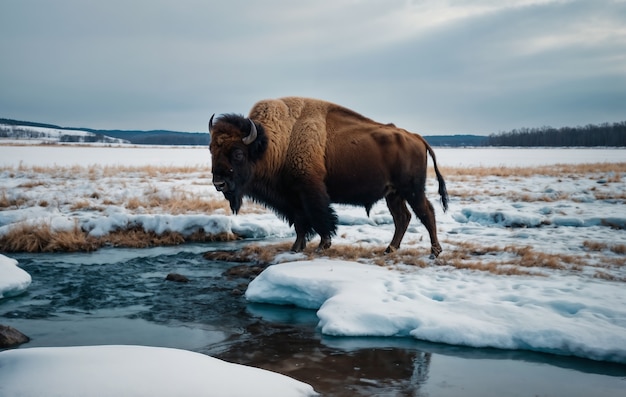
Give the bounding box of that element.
[246,260,626,363]
[0,254,32,299]
[0,345,317,397]
[453,208,543,228]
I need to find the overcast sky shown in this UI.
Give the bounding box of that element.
[1,0,625,135]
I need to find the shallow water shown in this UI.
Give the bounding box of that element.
[2,244,625,396]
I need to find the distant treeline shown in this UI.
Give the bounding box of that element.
[424,135,487,147]
[486,122,626,147]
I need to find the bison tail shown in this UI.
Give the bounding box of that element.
[426,143,449,212]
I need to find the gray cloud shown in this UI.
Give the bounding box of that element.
[1,0,624,134]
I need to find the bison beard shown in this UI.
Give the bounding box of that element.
[209,97,449,258]
[224,190,243,214]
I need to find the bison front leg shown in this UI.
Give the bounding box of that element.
[291,235,307,252]
[291,215,310,252]
[290,216,332,252]
[295,180,337,252]
[290,211,333,252]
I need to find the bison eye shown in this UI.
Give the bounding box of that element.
[231,148,245,163]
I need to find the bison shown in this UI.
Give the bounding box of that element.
[209,97,448,257]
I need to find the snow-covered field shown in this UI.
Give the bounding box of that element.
[1,145,625,168]
[1,145,625,394]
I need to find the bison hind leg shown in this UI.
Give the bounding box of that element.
[406,193,443,258]
[385,193,412,253]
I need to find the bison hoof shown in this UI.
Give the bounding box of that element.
[430,245,442,259]
[291,240,306,252]
[384,246,398,255]
[315,238,332,252]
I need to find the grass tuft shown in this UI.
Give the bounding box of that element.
[0,222,99,252]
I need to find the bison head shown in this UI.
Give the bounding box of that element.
[208,114,268,213]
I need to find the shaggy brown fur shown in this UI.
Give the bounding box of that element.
[209,97,448,256]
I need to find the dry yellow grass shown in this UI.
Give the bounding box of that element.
[17,180,47,188]
[103,227,236,249]
[203,242,395,266]
[0,189,28,209]
[593,271,621,281]
[0,222,99,252]
[592,191,626,201]
[202,241,568,276]
[212,238,626,279]
[69,200,93,211]
[438,240,595,274]
[583,240,626,255]
[0,189,9,208]
[431,162,626,178]
[0,222,238,253]
[119,191,232,214]
[614,245,626,255]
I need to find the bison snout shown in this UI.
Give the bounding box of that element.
[213,180,227,192]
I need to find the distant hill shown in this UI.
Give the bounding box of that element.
[0,118,209,146]
[0,119,130,145]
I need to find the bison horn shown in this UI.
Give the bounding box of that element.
[208,114,215,133]
[242,119,257,145]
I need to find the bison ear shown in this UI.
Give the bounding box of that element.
[246,121,268,162]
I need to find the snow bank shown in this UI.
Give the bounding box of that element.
[0,209,292,241]
[84,212,236,238]
[246,260,626,363]
[0,345,317,397]
[0,254,31,299]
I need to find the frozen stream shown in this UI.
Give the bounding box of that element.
[1,244,624,396]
